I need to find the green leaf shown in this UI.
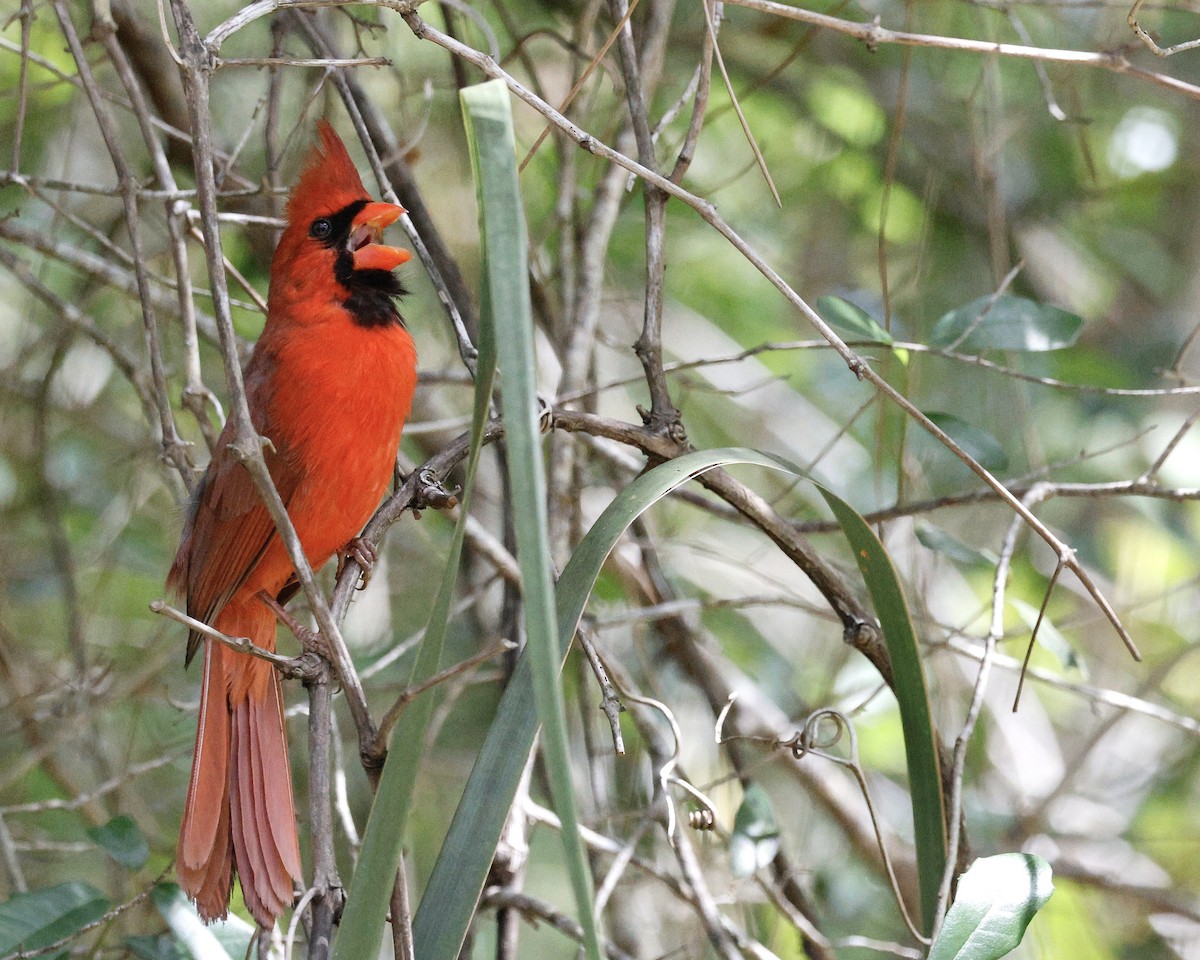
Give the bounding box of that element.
[915,523,997,569]
[0,882,109,955]
[331,87,502,960]
[819,486,947,934]
[729,783,780,878]
[818,295,894,345]
[924,412,1009,472]
[930,296,1083,352]
[151,884,251,960]
[88,814,148,870]
[928,853,1053,960]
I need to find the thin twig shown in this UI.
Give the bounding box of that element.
[52,2,195,486]
[149,600,320,678]
[0,754,180,816]
[373,639,517,754]
[481,888,637,960]
[1127,0,1200,56]
[400,10,1142,663]
[721,0,1200,100]
[576,626,626,755]
[305,667,341,958]
[700,0,781,206]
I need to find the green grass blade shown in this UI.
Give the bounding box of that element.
[329,96,500,960]
[818,485,947,934]
[457,78,601,960]
[408,436,945,953]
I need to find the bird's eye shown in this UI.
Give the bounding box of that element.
[309,218,333,241]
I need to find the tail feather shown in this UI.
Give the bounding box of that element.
[178,632,302,928]
[229,707,269,918]
[260,674,303,880]
[178,641,229,872]
[186,798,234,922]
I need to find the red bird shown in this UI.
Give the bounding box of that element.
[170,122,417,926]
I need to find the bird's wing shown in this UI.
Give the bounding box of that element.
[169,357,301,663]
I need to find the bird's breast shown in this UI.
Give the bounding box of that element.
[260,316,417,567]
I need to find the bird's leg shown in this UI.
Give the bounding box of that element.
[337,537,378,590]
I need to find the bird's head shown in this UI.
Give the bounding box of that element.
[269,121,412,327]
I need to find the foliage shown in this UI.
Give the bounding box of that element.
[3,0,1200,958]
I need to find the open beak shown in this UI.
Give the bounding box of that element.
[349,201,412,272]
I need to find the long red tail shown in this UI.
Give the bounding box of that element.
[177,601,302,927]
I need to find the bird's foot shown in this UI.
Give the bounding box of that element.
[338,537,378,590]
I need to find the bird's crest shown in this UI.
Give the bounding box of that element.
[286,120,370,223]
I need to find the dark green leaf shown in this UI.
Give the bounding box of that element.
[930,296,1083,352]
[925,412,1009,472]
[88,815,148,870]
[819,487,947,934]
[928,854,1053,960]
[818,295,893,344]
[0,882,109,955]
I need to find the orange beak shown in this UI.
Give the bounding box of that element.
[350,201,412,272]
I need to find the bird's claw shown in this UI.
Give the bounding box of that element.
[338,537,378,590]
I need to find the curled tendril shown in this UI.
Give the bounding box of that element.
[785,708,854,760]
[715,699,930,946]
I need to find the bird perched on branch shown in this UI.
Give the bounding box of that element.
[170,121,417,927]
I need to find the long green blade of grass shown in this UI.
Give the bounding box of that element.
[457,78,602,960]
[413,448,947,954]
[818,486,947,934]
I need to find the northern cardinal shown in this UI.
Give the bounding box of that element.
[170,121,416,926]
